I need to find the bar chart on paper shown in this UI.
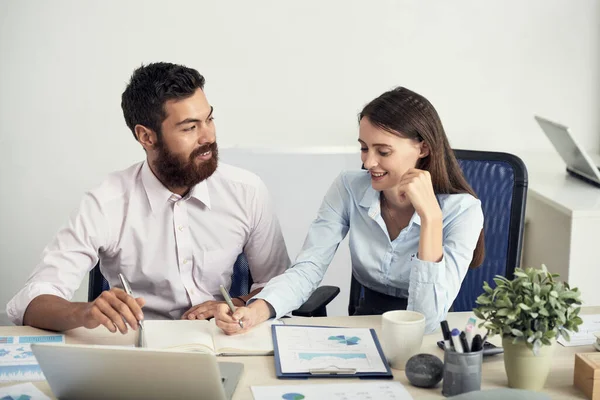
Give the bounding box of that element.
[0,335,65,382]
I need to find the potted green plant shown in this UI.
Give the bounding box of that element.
[473,265,583,391]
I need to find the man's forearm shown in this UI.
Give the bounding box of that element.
[22,295,87,332]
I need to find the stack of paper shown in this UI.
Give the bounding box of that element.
[557,314,600,347]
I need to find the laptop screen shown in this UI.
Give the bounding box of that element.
[535,116,600,180]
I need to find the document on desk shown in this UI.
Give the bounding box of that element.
[252,382,413,399]
[272,325,391,377]
[144,318,283,355]
[0,335,65,382]
[557,313,600,347]
[0,382,51,399]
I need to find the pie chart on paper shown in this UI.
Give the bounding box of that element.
[281,394,305,400]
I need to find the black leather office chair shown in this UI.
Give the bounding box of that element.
[348,149,528,314]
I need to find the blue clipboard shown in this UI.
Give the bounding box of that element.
[272,324,393,379]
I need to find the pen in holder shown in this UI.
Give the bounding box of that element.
[441,348,483,397]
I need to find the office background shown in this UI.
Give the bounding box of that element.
[1,0,599,318]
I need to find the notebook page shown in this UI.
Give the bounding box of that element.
[211,319,283,356]
[143,320,215,353]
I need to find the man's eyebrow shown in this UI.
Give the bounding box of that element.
[357,139,391,147]
[175,118,201,126]
[174,107,214,126]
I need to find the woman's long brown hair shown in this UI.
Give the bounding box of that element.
[359,87,484,268]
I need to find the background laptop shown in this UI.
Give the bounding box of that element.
[535,116,600,188]
[31,343,243,400]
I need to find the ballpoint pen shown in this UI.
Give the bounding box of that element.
[118,273,145,348]
[219,285,244,329]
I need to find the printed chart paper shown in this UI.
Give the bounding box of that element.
[274,326,387,374]
[251,382,413,400]
[0,382,51,400]
[0,335,65,382]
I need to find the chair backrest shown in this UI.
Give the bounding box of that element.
[349,149,528,314]
[452,149,528,311]
[87,253,253,302]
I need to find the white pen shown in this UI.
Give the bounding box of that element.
[219,285,244,329]
[451,329,463,353]
[118,273,145,347]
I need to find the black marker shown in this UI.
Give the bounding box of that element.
[440,320,454,351]
[459,331,470,353]
[471,334,483,352]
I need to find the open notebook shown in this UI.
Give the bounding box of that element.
[143,319,283,356]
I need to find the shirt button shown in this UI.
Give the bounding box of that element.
[183,259,188,264]
[178,225,184,231]
[190,289,195,295]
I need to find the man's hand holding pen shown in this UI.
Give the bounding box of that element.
[81,288,145,334]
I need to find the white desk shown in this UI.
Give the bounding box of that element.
[0,309,594,399]
[518,151,600,307]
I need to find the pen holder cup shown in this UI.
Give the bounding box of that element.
[441,349,483,397]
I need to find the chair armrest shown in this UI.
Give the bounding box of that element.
[291,286,340,317]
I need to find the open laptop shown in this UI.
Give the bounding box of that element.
[31,343,243,400]
[535,116,600,188]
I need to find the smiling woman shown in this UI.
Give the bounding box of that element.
[215,87,485,336]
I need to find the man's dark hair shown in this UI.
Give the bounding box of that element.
[121,62,205,140]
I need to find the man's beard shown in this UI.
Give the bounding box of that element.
[153,140,219,189]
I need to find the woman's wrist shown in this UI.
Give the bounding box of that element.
[248,299,275,322]
[419,204,443,224]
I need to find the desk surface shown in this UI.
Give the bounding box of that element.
[517,151,600,217]
[0,309,594,400]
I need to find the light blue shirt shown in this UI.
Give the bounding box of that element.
[254,170,483,333]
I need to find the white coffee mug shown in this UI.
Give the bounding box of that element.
[381,310,426,370]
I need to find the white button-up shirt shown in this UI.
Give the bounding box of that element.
[7,161,290,324]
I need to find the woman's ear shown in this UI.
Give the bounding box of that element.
[419,142,430,158]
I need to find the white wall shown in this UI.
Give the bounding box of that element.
[1,0,599,316]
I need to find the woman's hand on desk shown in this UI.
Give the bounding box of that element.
[214,300,271,335]
[81,288,145,334]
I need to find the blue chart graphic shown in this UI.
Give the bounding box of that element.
[299,353,367,361]
[281,394,305,400]
[328,335,361,346]
[18,336,63,344]
[0,364,43,379]
[1,395,32,400]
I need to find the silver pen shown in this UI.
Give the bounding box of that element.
[219,285,244,329]
[118,273,146,348]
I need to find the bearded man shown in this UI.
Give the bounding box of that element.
[7,62,290,333]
